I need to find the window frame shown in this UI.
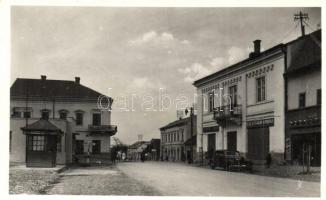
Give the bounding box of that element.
[228,85,238,106]
[75,112,84,126]
[208,91,215,112]
[41,109,50,120]
[256,76,266,103]
[27,135,47,152]
[92,113,101,126]
[317,89,321,105]
[299,92,306,108]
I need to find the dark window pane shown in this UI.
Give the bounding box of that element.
[60,112,67,120]
[299,93,306,108]
[317,89,321,105]
[76,113,83,125]
[92,113,101,126]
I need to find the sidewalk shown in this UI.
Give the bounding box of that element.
[253,164,320,182]
[9,162,67,194]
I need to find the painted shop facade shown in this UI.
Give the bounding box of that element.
[10,76,117,167]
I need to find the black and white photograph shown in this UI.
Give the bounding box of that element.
[1,1,324,198]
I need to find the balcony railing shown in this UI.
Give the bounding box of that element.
[88,125,117,135]
[213,105,242,126]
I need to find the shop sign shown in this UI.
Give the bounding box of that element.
[247,118,274,128]
[203,126,219,133]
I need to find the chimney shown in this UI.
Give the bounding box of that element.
[75,77,80,84]
[254,40,261,54]
[41,75,46,81]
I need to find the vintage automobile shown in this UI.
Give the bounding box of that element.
[210,150,253,172]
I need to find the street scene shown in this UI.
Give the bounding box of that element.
[8,6,321,197]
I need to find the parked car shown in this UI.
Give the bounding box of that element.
[210,150,253,172]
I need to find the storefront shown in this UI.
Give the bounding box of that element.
[21,119,63,167]
[247,118,274,162]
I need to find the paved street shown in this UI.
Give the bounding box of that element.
[117,161,320,197]
[47,166,160,195]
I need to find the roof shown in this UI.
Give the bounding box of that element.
[193,44,284,87]
[10,78,112,102]
[129,141,150,149]
[21,119,63,133]
[286,30,321,74]
[160,116,197,131]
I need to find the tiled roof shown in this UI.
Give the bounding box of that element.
[160,116,197,130]
[21,119,63,133]
[286,30,321,74]
[10,78,111,101]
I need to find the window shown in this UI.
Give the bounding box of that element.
[59,112,67,120]
[228,85,238,106]
[256,76,266,102]
[75,140,84,154]
[23,112,31,118]
[209,92,214,112]
[76,112,83,125]
[57,138,61,152]
[299,92,306,108]
[12,111,21,118]
[317,89,321,105]
[27,135,46,151]
[41,110,50,120]
[92,113,101,126]
[9,131,12,153]
[92,140,101,154]
[177,132,180,141]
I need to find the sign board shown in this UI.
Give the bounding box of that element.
[247,118,274,128]
[203,126,219,133]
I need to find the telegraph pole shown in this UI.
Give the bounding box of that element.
[294,11,309,36]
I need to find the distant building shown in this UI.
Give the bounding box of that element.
[284,30,321,166]
[147,139,161,161]
[127,141,150,161]
[10,76,117,167]
[160,116,197,162]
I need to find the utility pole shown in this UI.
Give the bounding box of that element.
[294,11,309,36]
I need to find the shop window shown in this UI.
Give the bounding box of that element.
[317,89,321,105]
[12,111,21,118]
[299,92,306,108]
[76,112,83,125]
[92,113,101,126]
[27,135,46,151]
[256,76,266,102]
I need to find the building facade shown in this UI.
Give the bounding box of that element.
[10,76,117,167]
[194,40,286,164]
[160,116,197,162]
[285,30,321,166]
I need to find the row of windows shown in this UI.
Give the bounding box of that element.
[162,130,184,143]
[208,76,266,112]
[298,89,321,108]
[26,135,61,152]
[11,108,102,126]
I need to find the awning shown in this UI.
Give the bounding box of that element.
[21,119,63,135]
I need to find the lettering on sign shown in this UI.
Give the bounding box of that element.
[247,118,274,128]
[203,126,219,133]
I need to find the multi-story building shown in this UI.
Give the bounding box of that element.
[160,116,197,162]
[194,40,286,164]
[10,75,117,167]
[284,30,321,166]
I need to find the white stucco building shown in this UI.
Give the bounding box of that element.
[194,40,286,164]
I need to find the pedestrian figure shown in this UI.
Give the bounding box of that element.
[266,153,272,168]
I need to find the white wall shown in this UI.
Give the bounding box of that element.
[287,70,321,110]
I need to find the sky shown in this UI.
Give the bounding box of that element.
[11,7,321,144]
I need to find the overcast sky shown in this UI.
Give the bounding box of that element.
[11,7,321,144]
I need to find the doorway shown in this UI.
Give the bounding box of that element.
[227,131,237,151]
